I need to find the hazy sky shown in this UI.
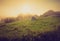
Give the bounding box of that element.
[0,0,60,17]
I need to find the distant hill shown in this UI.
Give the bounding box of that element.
[41,10,60,17]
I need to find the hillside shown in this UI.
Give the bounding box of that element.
[0,10,60,41]
[41,10,60,17]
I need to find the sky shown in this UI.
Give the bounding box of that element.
[0,0,60,18]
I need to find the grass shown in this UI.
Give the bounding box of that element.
[0,16,60,41]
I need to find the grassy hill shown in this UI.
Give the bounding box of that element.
[0,10,60,41]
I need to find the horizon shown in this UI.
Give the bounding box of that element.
[0,10,60,19]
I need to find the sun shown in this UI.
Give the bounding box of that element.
[21,4,32,14]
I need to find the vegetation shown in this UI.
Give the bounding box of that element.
[0,10,60,41]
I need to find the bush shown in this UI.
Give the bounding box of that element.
[3,17,16,23]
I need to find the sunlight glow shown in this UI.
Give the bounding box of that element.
[21,4,32,14]
[1,0,58,17]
